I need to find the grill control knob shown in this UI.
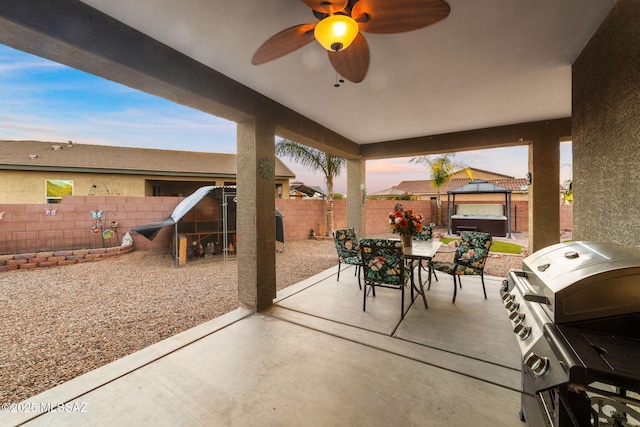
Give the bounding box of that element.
[509,311,525,325]
[514,324,531,340]
[502,293,515,305]
[525,353,549,376]
[505,301,520,312]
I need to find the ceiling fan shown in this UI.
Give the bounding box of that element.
[251,0,451,83]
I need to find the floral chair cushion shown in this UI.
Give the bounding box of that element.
[359,238,409,286]
[431,231,492,276]
[412,224,433,241]
[333,228,361,265]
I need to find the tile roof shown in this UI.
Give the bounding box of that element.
[395,177,529,194]
[0,140,296,178]
[450,167,514,180]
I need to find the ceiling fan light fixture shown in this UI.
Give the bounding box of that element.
[314,14,359,52]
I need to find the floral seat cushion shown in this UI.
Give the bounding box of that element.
[341,255,361,266]
[333,228,361,265]
[360,238,409,286]
[432,231,491,274]
[431,249,489,276]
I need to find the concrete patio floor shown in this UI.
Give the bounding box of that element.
[2,265,525,427]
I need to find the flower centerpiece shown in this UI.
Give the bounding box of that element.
[388,208,424,247]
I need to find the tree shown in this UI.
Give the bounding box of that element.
[410,153,472,225]
[275,139,345,236]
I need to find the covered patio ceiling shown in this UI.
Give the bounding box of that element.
[0,0,615,159]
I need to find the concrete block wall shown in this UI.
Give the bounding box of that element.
[560,204,573,231]
[412,200,573,232]
[276,199,327,239]
[275,199,435,238]
[365,200,435,235]
[439,200,536,232]
[0,195,181,254]
[510,201,529,232]
[331,200,347,231]
[1,196,572,258]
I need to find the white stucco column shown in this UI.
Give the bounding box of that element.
[236,117,276,311]
[346,159,366,237]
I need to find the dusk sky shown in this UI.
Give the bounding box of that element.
[0,44,572,195]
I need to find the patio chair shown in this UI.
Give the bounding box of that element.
[411,224,437,281]
[412,224,433,241]
[333,228,362,289]
[430,231,492,303]
[359,238,413,318]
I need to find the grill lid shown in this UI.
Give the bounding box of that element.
[520,241,640,323]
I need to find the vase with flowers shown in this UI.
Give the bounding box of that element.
[388,208,424,248]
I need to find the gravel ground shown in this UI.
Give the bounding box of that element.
[0,238,522,404]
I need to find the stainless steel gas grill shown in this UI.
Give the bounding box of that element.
[500,241,640,426]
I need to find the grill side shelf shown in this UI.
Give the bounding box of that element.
[557,323,640,392]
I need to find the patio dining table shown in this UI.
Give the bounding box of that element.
[402,240,442,308]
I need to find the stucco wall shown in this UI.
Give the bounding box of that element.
[0,170,171,203]
[0,170,290,204]
[0,170,145,204]
[572,0,640,247]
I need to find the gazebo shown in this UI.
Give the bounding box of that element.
[446,180,513,239]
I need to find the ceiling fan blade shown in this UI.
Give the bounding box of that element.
[252,24,316,65]
[353,0,450,34]
[302,0,348,15]
[328,33,370,83]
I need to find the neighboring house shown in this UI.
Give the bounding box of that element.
[393,168,530,202]
[366,187,411,200]
[0,140,296,204]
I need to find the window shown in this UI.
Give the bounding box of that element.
[152,184,162,196]
[45,179,73,204]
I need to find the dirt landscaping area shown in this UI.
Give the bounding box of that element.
[0,238,522,404]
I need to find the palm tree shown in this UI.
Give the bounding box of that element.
[410,153,471,226]
[276,139,345,236]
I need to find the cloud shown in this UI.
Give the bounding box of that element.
[0,120,58,133]
[367,158,424,174]
[0,59,64,74]
[85,108,234,133]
